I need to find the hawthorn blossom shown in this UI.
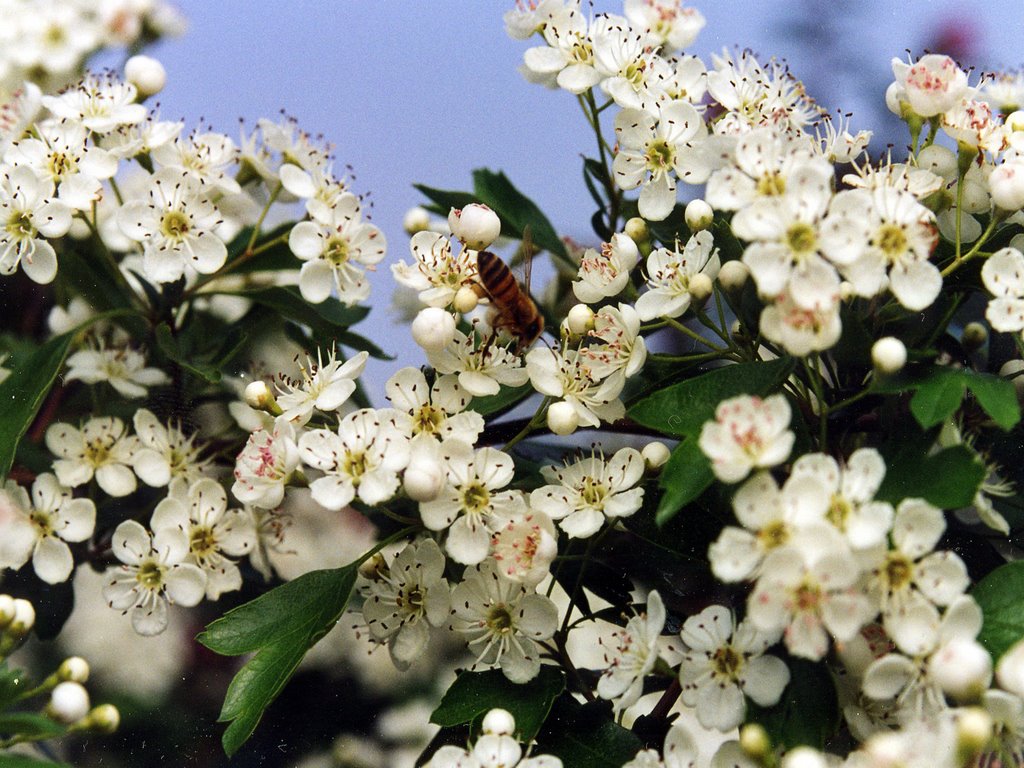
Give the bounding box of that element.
[450,558,558,683]
[621,723,700,768]
[0,164,72,284]
[117,167,228,284]
[572,233,640,303]
[635,229,720,320]
[393,231,479,308]
[890,54,969,118]
[526,347,626,427]
[64,342,169,398]
[46,416,140,497]
[579,303,647,378]
[0,474,95,584]
[426,708,564,768]
[385,367,485,445]
[624,0,705,52]
[276,349,368,425]
[298,409,410,511]
[678,604,789,731]
[360,538,451,669]
[102,520,206,636]
[231,421,301,509]
[521,4,602,93]
[981,247,1024,334]
[592,17,671,109]
[597,590,665,711]
[420,441,525,565]
[428,329,530,398]
[151,129,241,194]
[530,446,644,539]
[132,409,210,488]
[698,393,794,484]
[288,192,386,305]
[490,512,558,586]
[41,73,148,134]
[759,289,842,357]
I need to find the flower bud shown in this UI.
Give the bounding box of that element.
[872,337,907,374]
[928,638,992,701]
[641,441,671,471]
[566,304,595,335]
[956,707,993,758]
[9,598,35,636]
[990,156,1024,212]
[917,144,957,180]
[85,704,120,734]
[482,708,516,736]
[48,681,91,723]
[717,260,749,291]
[624,217,649,245]
[997,637,1024,698]
[739,723,771,759]
[684,199,714,231]
[1007,110,1024,133]
[403,455,446,502]
[244,380,281,415]
[403,206,432,234]
[411,307,457,352]
[546,400,579,436]
[449,204,501,251]
[961,321,988,351]
[124,55,166,98]
[781,746,828,768]
[839,280,856,302]
[453,285,480,314]
[1001,359,1024,399]
[0,595,14,629]
[358,552,388,580]
[689,273,713,302]
[59,657,90,684]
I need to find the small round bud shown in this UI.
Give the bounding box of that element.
[411,307,456,352]
[990,158,1024,212]
[358,553,388,580]
[624,217,649,244]
[961,321,988,351]
[1006,110,1024,133]
[9,598,34,635]
[781,746,828,768]
[641,441,671,471]
[453,285,480,314]
[739,723,771,759]
[403,206,432,234]
[87,704,121,734]
[49,681,91,723]
[449,204,501,251]
[956,707,993,756]
[717,260,748,292]
[684,199,714,231]
[884,81,904,117]
[960,176,990,214]
[546,401,579,436]
[928,638,992,701]
[839,280,856,302]
[0,595,14,628]
[124,55,166,98]
[1000,359,1024,399]
[403,456,446,502]
[243,380,276,412]
[917,144,958,180]
[59,657,90,683]
[689,273,713,302]
[997,638,1024,698]
[566,304,596,335]
[872,337,907,374]
[482,708,516,736]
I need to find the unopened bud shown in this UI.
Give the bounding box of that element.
[990,159,1024,212]
[0,595,14,629]
[124,55,166,98]
[689,273,713,302]
[929,638,992,702]
[358,553,388,581]
[684,199,714,231]
[1007,110,1024,133]
[961,321,988,351]
[546,400,579,436]
[781,747,828,768]
[411,307,457,352]
[739,723,771,759]
[839,280,856,302]
[567,304,596,335]
[59,657,90,684]
[624,217,649,245]
[449,204,501,251]
[956,707,993,759]
[48,681,91,723]
[482,708,516,736]
[918,144,957,180]
[641,441,671,471]
[9,598,34,636]
[85,704,120,734]
[997,637,1024,698]
[717,260,748,292]
[403,456,446,502]
[243,380,281,415]
[872,337,907,374]
[453,285,480,314]
[1001,359,1024,399]
[403,206,432,235]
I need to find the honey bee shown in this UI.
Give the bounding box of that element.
[473,230,544,353]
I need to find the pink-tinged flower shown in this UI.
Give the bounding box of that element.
[890,54,969,118]
[597,591,665,711]
[698,393,794,483]
[231,421,301,509]
[572,233,640,304]
[490,512,558,586]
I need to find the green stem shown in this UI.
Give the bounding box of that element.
[665,316,727,352]
[246,181,284,255]
[503,396,551,451]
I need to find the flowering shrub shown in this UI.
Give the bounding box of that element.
[6,1,1024,767]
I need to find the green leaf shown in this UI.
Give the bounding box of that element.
[628,358,795,439]
[155,323,222,383]
[534,696,642,767]
[655,440,713,525]
[0,756,72,768]
[973,561,1024,661]
[909,372,966,428]
[235,286,370,341]
[225,223,297,272]
[413,184,478,220]
[0,310,132,480]
[966,372,1021,430]
[0,664,26,710]
[0,713,65,739]
[430,667,565,742]
[336,329,393,360]
[470,169,569,262]
[470,383,534,417]
[876,444,985,508]
[197,565,359,756]
[876,366,1021,431]
[746,658,838,750]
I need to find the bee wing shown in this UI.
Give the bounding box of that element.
[522,225,534,295]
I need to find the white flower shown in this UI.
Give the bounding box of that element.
[598,590,665,711]
[679,605,790,731]
[117,167,228,284]
[276,349,368,425]
[624,0,705,52]
[298,409,410,510]
[428,329,530,398]
[450,558,558,683]
[427,707,564,767]
[622,723,699,768]
[572,232,640,304]
[393,231,478,308]
[810,113,872,164]
[0,164,72,284]
[990,151,1024,212]
[151,130,241,195]
[890,54,969,118]
[385,367,485,445]
[504,0,566,40]
[531,447,644,539]
[288,192,386,305]
[698,393,794,484]
[579,303,647,379]
[360,538,451,669]
[64,341,169,398]
[420,441,525,565]
[521,5,602,94]
[0,474,95,584]
[231,421,301,509]
[981,247,1024,333]
[592,17,670,109]
[759,289,842,357]
[941,95,1005,155]
[46,416,139,497]
[131,409,210,488]
[42,73,148,134]
[635,229,721,320]
[151,478,256,600]
[526,346,626,428]
[490,512,558,586]
[448,203,501,251]
[103,520,206,636]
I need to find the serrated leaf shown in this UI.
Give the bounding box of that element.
[655,440,713,525]
[471,169,569,262]
[909,372,965,428]
[155,323,222,383]
[469,383,534,417]
[746,658,838,750]
[628,358,794,439]
[876,444,985,508]
[0,713,65,739]
[966,372,1021,430]
[197,565,359,756]
[230,286,370,341]
[973,561,1024,661]
[413,183,478,220]
[875,366,1021,431]
[534,696,642,767]
[430,667,565,742]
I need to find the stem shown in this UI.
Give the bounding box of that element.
[664,316,727,352]
[246,181,284,254]
[502,397,551,451]
[182,231,290,299]
[802,357,829,448]
[77,211,143,310]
